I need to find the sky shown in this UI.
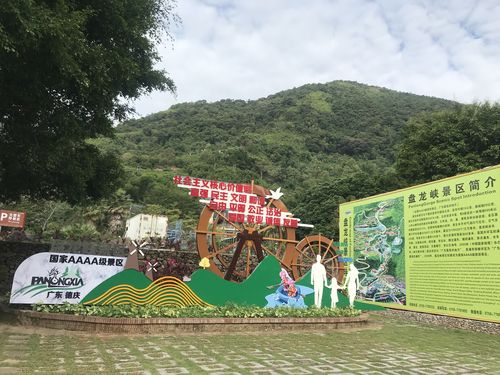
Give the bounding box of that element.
[132,0,500,117]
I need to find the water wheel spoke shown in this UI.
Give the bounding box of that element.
[246,243,252,277]
[224,239,245,280]
[206,241,238,259]
[254,239,264,262]
[296,247,316,263]
[274,244,282,260]
[321,238,335,262]
[290,262,313,268]
[305,236,316,257]
[258,225,274,234]
[197,230,238,236]
[261,244,287,266]
[262,237,298,244]
[213,210,243,231]
[323,255,340,264]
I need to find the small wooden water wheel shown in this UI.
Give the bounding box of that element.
[291,234,345,282]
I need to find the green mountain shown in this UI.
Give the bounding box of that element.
[111,81,455,181]
[92,81,457,232]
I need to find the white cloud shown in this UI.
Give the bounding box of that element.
[132,0,500,117]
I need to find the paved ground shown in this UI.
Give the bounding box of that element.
[0,314,499,374]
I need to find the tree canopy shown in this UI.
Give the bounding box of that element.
[396,102,500,183]
[0,0,176,203]
[109,81,455,194]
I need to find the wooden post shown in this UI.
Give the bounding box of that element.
[224,231,246,280]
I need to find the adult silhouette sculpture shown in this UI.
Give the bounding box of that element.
[310,254,327,307]
[343,264,360,307]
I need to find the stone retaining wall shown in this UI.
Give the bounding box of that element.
[0,241,50,296]
[49,239,128,257]
[0,240,200,296]
[16,310,369,334]
[376,309,500,335]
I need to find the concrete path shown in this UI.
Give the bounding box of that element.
[0,314,498,374]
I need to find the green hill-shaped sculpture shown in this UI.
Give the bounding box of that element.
[82,269,152,303]
[81,269,210,307]
[81,257,384,310]
[186,255,282,306]
[187,256,383,309]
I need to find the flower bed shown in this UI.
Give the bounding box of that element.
[33,303,362,319]
[18,311,368,334]
[16,304,369,333]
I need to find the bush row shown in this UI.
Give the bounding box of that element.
[33,303,361,319]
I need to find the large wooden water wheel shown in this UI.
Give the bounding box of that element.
[196,184,298,282]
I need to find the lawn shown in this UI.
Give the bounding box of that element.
[0,313,498,374]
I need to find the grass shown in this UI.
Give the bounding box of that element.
[0,313,498,374]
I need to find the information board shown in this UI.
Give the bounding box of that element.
[339,165,500,322]
[0,210,26,228]
[10,252,125,304]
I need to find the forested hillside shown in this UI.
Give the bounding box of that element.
[94,81,457,231]
[114,81,455,180]
[11,80,488,240]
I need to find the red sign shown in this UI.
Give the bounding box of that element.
[0,210,26,228]
[173,175,252,193]
[173,176,302,228]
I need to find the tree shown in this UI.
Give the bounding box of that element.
[0,0,177,203]
[396,103,500,183]
[4,197,81,238]
[293,172,381,238]
[83,189,133,235]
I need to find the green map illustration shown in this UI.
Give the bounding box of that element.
[353,197,406,304]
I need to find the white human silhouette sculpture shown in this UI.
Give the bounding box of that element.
[343,264,360,307]
[326,276,344,308]
[310,254,327,308]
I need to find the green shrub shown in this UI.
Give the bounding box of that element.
[33,303,361,318]
[60,223,100,240]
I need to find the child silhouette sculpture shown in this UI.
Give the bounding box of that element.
[326,276,344,308]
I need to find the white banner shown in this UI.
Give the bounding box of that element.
[10,252,125,304]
